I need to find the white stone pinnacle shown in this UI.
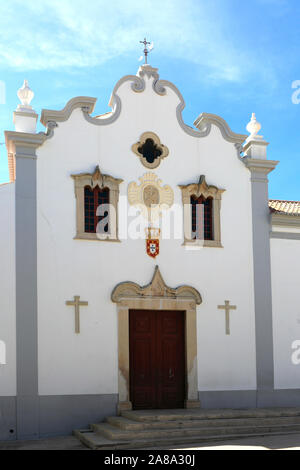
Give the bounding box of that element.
[244,112,268,159]
[14,79,38,133]
[246,112,262,139]
[17,79,34,111]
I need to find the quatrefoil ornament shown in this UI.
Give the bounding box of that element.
[132,132,169,169]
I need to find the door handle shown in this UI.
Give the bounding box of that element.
[169,368,175,379]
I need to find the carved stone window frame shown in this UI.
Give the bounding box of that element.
[132,132,169,169]
[71,166,123,242]
[179,175,225,248]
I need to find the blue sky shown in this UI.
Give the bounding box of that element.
[0,0,299,199]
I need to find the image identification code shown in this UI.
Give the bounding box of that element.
[149,455,195,466]
[104,454,195,467]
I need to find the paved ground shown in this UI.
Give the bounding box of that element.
[0,436,88,450]
[1,433,300,450]
[170,433,300,451]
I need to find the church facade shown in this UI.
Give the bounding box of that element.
[0,64,300,441]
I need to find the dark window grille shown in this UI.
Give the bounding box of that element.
[138,138,162,164]
[191,195,213,240]
[84,186,110,233]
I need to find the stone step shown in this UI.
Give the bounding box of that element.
[74,408,300,450]
[74,428,300,450]
[73,429,127,450]
[107,415,300,431]
[121,408,300,423]
[91,422,300,442]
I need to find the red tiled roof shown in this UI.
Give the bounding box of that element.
[269,200,300,216]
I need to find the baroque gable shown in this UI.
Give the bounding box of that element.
[39,64,247,154]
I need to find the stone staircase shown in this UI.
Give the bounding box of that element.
[74,408,300,450]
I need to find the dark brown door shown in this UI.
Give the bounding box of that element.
[129,310,185,410]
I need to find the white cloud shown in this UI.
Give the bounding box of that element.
[0,0,276,84]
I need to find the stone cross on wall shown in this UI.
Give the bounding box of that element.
[66,296,89,334]
[218,301,237,335]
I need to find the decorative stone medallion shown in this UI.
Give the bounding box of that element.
[143,185,160,207]
[128,173,174,222]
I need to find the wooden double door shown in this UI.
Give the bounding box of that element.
[129,310,185,410]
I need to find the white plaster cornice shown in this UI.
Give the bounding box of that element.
[41,96,97,127]
[194,113,248,147]
[242,157,279,175]
[5,131,47,153]
[5,131,47,181]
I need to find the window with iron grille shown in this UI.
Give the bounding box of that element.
[191,195,213,241]
[84,186,109,234]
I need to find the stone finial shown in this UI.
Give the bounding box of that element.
[14,79,38,133]
[246,113,262,139]
[244,113,268,160]
[17,80,34,110]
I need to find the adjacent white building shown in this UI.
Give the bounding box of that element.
[0,64,299,440]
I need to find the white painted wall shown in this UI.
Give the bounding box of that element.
[0,183,16,396]
[271,237,300,389]
[37,73,256,395]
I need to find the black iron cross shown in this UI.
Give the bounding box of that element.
[140,38,151,64]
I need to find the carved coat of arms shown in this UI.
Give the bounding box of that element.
[146,227,160,259]
[128,173,174,223]
[128,174,173,258]
[147,239,160,258]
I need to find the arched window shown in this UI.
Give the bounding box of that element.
[191,195,213,241]
[179,175,225,248]
[84,186,109,234]
[71,166,123,242]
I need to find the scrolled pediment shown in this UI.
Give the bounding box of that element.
[71,165,123,191]
[111,266,202,305]
[179,175,225,200]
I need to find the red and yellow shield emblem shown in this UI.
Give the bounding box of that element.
[146,239,160,259]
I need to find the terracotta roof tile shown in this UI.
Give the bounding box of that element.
[269,200,300,216]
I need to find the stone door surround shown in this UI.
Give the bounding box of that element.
[111,266,202,413]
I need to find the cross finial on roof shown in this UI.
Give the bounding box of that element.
[140,37,152,65]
